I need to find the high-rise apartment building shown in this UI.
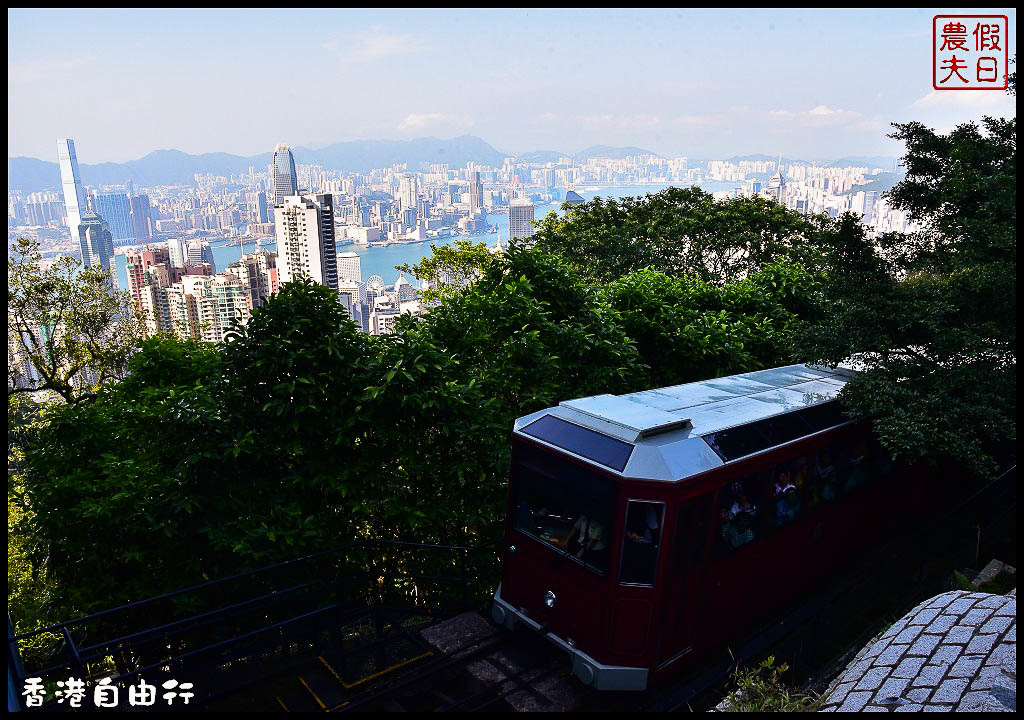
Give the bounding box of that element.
[197,275,251,343]
[223,252,277,309]
[509,197,536,241]
[271,144,298,205]
[57,138,88,249]
[125,247,174,306]
[274,194,338,290]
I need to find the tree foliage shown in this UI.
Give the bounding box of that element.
[605,260,821,387]
[532,186,819,283]
[800,116,1016,475]
[396,238,494,303]
[8,238,143,403]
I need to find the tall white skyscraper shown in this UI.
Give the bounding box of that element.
[274,194,338,290]
[336,251,362,283]
[398,174,418,211]
[56,138,88,247]
[509,197,536,241]
[272,144,298,205]
[468,171,484,215]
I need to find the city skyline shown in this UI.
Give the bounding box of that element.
[8,9,1017,163]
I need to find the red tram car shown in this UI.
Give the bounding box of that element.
[491,364,924,691]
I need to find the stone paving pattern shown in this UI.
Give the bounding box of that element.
[820,589,1015,712]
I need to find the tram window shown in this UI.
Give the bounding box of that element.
[703,411,811,463]
[620,501,665,585]
[769,460,804,528]
[797,402,848,433]
[807,447,842,507]
[717,477,761,553]
[511,461,615,574]
[673,495,712,574]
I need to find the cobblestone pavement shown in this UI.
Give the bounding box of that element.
[820,589,1015,712]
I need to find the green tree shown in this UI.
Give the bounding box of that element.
[8,238,142,403]
[396,238,495,303]
[17,337,222,615]
[532,186,819,284]
[605,260,821,387]
[800,115,1016,475]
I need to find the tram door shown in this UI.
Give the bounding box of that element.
[659,494,714,666]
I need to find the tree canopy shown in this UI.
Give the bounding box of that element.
[800,116,1016,475]
[532,186,820,284]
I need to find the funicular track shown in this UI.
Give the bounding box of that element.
[10,466,1014,712]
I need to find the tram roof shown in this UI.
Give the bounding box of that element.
[512,364,857,482]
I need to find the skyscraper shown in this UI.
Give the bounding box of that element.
[765,154,787,204]
[468,171,484,215]
[76,211,115,271]
[336,251,362,283]
[272,144,298,205]
[398,174,418,211]
[185,240,217,273]
[274,193,338,290]
[92,192,135,244]
[56,138,88,247]
[509,197,536,241]
[130,193,153,242]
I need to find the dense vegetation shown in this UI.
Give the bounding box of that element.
[8,108,1015,651]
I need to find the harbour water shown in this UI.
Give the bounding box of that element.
[114,181,739,289]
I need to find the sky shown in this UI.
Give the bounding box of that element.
[7,9,1018,164]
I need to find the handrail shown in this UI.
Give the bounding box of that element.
[10,535,500,642]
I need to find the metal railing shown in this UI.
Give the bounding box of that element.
[8,536,501,712]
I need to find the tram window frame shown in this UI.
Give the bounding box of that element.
[619,500,666,587]
[510,460,616,575]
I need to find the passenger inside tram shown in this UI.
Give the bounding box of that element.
[568,511,608,568]
[772,469,800,526]
[720,507,756,549]
[720,480,759,550]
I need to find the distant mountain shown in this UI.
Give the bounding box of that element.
[7,135,508,192]
[574,145,661,160]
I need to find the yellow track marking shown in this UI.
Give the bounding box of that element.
[298,676,327,709]
[276,696,290,712]
[318,650,434,691]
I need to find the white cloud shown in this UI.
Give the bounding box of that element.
[397,113,475,133]
[324,26,428,65]
[766,105,863,127]
[912,90,1015,112]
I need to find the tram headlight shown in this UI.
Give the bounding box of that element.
[544,590,556,609]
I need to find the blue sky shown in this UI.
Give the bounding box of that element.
[7,9,1017,163]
